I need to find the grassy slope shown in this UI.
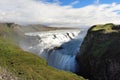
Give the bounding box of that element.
[0,23,23,43]
[0,23,85,80]
[91,23,118,33]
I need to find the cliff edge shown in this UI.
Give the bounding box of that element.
[76,23,120,80]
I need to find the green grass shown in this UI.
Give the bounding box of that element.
[91,23,117,33]
[0,37,85,80]
[0,23,85,80]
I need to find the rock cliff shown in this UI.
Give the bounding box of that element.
[76,23,120,80]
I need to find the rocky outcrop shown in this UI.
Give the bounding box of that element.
[0,67,18,80]
[76,23,120,80]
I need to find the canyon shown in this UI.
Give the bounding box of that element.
[20,29,87,72]
[0,23,120,80]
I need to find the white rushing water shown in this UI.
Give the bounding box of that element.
[20,29,87,72]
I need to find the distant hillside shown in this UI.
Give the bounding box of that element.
[0,22,80,35]
[22,24,80,32]
[0,23,85,80]
[0,23,80,43]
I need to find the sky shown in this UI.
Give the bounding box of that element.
[0,0,120,27]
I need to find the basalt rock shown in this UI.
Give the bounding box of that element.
[76,23,120,80]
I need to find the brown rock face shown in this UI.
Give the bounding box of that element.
[76,23,120,80]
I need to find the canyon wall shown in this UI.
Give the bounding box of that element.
[76,23,120,80]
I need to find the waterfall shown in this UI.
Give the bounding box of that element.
[20,29,87,72]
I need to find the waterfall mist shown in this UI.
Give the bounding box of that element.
[20,29,87,72]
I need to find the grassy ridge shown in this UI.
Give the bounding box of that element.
[90,23,118,33]
[0,23,85,80]
[0,23,23,43]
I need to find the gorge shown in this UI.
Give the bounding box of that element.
[20,23,120,80]
[21,29,88,72]
[0,23,120,80]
